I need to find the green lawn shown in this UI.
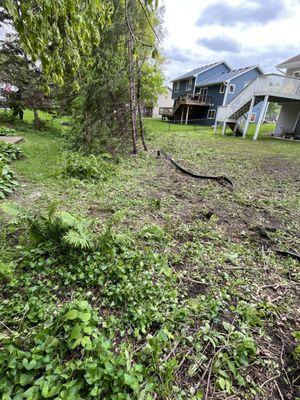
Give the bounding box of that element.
[0,114,299,399]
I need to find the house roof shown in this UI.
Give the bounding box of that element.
[171,61,230,82]
[276,54,300,69]
[196,65,264,86]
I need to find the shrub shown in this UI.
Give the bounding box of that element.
[0,126,17,136]
[0,110,15,124]
[61,151,115,180]
[0,162,19,199]
[0,142,23,198]
[0,141,23,163]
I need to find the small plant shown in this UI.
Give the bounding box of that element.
[2,202,94,250]
[61,151,115,181]
[0,126,17,136]
[292,331,300,361]
[0,141,23,163]
[0,110,15,124]
[0,162,19,198]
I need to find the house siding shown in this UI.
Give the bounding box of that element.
[195,63,230,86]
[286,67,300,77]
[225,68,262,104]
[172,77,195,99]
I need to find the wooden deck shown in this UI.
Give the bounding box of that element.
[0,136,24,144]
[159,94,212,118]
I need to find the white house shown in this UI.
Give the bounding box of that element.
[152,87,173,118]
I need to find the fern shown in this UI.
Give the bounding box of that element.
[2,203,95,251]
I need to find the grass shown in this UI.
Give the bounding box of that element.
[0,114,299,399]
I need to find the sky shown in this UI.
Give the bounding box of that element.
[161,0,300,82]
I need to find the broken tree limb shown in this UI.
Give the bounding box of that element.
[275,249,300,262]
[157,150,233,186]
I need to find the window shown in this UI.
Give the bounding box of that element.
[229,84,235,93]
[244,81,251,88]
[207,109,216,119]
[198,87,208,96]
[174,81,180,92]
[294,71,300,78]
[219,84,225,93]
[186,79,193,90]
[249,113,256,122]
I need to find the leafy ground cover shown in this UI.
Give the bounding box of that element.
[0,113,299,399]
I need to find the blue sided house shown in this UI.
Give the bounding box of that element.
[160,61,264,132]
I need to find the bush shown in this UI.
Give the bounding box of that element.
[0,162,19,199]
[61,151,115,181]
[0,142,23,198]
[0,141,23,163]
[0,110,15,124]
[0,126,17,136]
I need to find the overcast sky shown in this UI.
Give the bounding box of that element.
[162,0,300,81]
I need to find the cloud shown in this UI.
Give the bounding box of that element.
[163,46,194,63]
[197,35,241,53]
[197,0,287,26]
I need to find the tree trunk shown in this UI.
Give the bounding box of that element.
[136,60,147,151]
[33,108,42,130]
[127,0,138,155]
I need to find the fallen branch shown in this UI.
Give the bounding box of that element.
[157,150,233,186]
[275,249,300,262]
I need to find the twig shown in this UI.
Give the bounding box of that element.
[164,340,180,362]
[137,0,160,43]
[260,373,281,388]
[181,276,210,286]
[203,347,225,400]
[0,320,14,334]
[274,379,284,400]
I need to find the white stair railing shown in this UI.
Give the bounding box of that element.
[216,74,300,122]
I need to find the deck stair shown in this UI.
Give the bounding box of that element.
[216,74,300,139]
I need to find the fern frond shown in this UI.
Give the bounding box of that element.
[1,202,28,222]
[63,229,93,249]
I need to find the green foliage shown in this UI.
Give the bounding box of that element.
[0,300,154,399]
[0,110,16,124]
[2,202,94,250]
[0,162,18,198]
[0,259,14,284]
[0,126,17,136]
[0,141,23,163]
[61,151,115,181]
[292,331,300,361]
[4,0,112,87]
[0,142,22,198]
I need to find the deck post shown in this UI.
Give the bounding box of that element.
[253,95,269,141]
[233,121,239,135]
[222,121,227,136]
[185,106,190,125]
[214,119,218,134]
[243,96,255,138]
[180,107,184,124]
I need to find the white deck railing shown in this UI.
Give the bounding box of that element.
[216,74,300,122]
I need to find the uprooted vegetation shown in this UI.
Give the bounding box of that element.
[0,116,299,399]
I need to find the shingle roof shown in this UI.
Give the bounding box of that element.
[172,61,223,82]
[276,54,300,68]
[196,66,261,86]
